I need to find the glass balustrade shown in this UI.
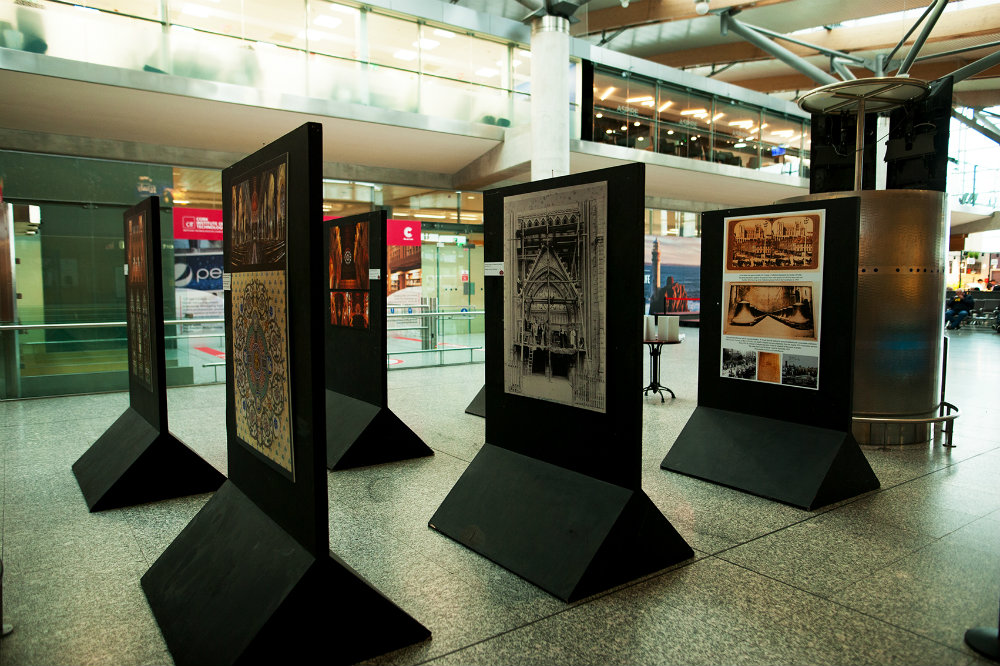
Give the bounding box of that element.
[0,0,549,129]
[0,310,484,399]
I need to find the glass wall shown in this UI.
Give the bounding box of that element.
[592,67,809,174]
[949,107,1000,211]
[0,150,487,398]
[0,0,558,129]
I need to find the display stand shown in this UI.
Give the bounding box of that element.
[323,211,433,470]
[73,197,224,512]
[142,124,428,666]
[661,198,879,510]
[464,385,486,417]
[431,164,692,602]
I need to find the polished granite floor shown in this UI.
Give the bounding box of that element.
[1,327,998,665]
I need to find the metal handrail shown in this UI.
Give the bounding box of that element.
[0,311,483,331]
[386,311,485,318]
[853,401,960,448]
[0,318,225,331]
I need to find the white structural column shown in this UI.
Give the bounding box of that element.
[530,15,570,182]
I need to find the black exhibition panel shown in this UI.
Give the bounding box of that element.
[323,210,433,469]
[808,111,879,194]
[72,196,224,512]
[885,75,953,193]
[430,163,692,602]
[464,385,486,417]
[661,196,880,510]
[141,124,429,666]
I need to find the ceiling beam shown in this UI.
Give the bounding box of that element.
[646,4,1000,71]
[571,0,794,37]
[717,60,1000,94]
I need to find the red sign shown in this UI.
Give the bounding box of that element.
[388,219,421,246]
[173,208,223,240]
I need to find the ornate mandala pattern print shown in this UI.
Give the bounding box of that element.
[232,270,293,475]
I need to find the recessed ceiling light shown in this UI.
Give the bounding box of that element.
[634,121,640,126]
[606,129,614,134]
[667,130,674,135]
[393,49,418,61]
[658,101,673,112]
[599,87,616,101]
[414,38,439,50]
[596,113,603,118]
[182,3,212,18]
[475,67,499,77]
[433,28,455,38]
[680,108,707,116]
[626,95,654,103]
[621,125,628,131]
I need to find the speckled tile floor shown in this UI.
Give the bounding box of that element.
[1,327,998,666]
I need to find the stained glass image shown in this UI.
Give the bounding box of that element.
[126,211,152,390]
[230,156,287,271]
[328,219,370,329]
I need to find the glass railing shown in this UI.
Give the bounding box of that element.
[0,310,484,399]
[0,0,527,128]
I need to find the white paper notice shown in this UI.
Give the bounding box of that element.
[222,272,232,291]
[368,268,381,281]
[123,264,129,276]
[484,261,505,277]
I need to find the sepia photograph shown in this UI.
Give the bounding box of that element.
[721,348,757,379]
[757,351,781,383]
[781,353,819,388]
[723,282,816,340]
[229,154,288,271]
[726,214,820,271]
[503,181,607,413]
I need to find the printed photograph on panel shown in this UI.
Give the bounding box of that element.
[726,214,819,271]
[503,181,607,413]
[721,348,756,380]
[757,351,781,383]
[232,270,294,476]
[329,220,370,290]
[723,283,816,340]
[781,353,819,388]
[229,155,287,272]
[330,290,369,329]
[126,212,152,390]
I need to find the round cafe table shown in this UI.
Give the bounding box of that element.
[643,335,684,402]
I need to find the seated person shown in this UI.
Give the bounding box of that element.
[945,289,975,329]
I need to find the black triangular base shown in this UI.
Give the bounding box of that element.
[142,481,430,666]
[72,407,225,512]
[464,385,486,418]
[326,390,433,470]
[429,444,693,602]
[661,406,880,510]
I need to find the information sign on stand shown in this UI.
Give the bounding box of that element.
[72,197,225,511]
[661,198,879,509]
[324,211,433,469]
[141,124,428,666]
[430,164,693,602]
